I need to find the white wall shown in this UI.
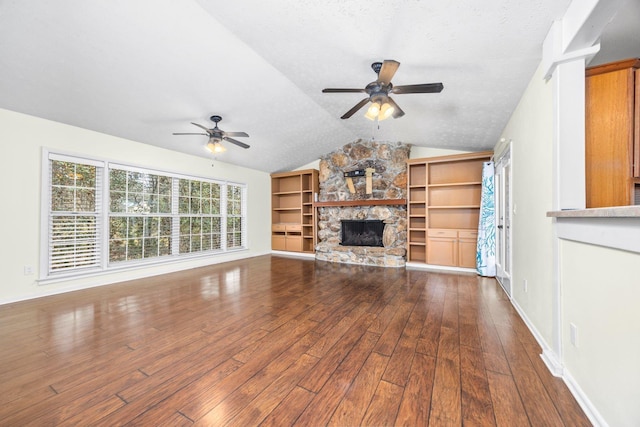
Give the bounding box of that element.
[409,146,469,159]
[561,240,640,427]
[0,108,272,304]
[295,159,320,171]
[498,63,556,347]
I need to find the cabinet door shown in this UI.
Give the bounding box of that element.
[427,237,457,266]
[458,238,477,268]
[635,68,640,178]
[272,235,286,251]
[285,235,303,252]
[586,67,635,207]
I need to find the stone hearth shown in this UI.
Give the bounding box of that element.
[315,140,409,267]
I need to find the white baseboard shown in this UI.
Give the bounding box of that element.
[405,262,476,275]
[540,348,564,377]
[271,250,316,259]
[562,370,608,427]
[510,298,558,372]
[509,297,607,427]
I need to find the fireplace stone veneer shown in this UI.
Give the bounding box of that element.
[315,140,409,267]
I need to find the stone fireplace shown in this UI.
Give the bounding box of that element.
[315,140,409,267]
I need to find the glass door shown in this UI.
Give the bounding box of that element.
[495,148,512,295]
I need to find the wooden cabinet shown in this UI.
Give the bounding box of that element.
[586,58,640,207]
[271,169,318,253]
[407,151,492,268]
[425,229,478,268]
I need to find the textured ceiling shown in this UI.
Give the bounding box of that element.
[0,0,635,173]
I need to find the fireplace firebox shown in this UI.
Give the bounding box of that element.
[340,220,384,247]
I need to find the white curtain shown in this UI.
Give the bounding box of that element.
[476,161,496,277]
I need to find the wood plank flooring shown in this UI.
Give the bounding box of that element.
[0,255,591,426]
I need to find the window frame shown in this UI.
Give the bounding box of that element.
[40,150,248,282]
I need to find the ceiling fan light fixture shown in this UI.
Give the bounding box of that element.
[379,102,394,120]
[206,139,227,153]
[365,100,394,121]
[364,102,381,120]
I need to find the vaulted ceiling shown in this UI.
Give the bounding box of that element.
[0,1,637,172]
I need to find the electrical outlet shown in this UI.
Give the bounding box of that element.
[570,323,578,347]
[23,265,34,276]
[523,279,528,292]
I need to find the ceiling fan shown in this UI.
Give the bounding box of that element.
[173,115,249,153]
[322,60,443,120]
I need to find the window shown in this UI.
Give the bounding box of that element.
[178,178,222,254]
[43,152,247,279]
[226,184,245,249]
[109,168,173,262]
[48,156,102,273]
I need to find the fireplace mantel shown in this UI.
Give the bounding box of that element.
[313,198,406,207]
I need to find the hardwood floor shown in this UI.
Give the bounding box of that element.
[0,255,591,426]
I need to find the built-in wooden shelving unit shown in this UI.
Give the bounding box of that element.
[407,151,492,267]
[271,169,319,253]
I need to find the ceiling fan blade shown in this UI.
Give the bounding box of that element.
[322,88,366,93]
[377,60,400,85]
[392,82,444,94]
[224,131,249,137]
[173,132,208,136]
[223,137,250,149]
[191,122,211,132]
[341,98,370,119]
[387,97,405,118]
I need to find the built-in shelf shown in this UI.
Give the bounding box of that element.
[273,191,301,195]
[428,181,481,187]
[313,199,406,207]
[429,205,480,209]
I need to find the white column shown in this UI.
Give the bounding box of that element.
[554,59,586,211]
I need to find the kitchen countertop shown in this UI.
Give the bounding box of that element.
[547,206,640,218]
